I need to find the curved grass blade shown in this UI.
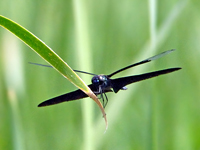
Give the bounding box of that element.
[0,15,108,130]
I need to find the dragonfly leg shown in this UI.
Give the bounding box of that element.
[93,86,108,108]
[93,86,102,98]
[99,89,105,107]
[103,92,108,108]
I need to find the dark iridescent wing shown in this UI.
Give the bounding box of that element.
[38,84,112,107]
[38,88,89,107]
[111,67,181,93]
[108,49,175,77]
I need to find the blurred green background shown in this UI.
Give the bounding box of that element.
[1,0,199,150]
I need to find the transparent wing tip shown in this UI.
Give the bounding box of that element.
[148,49,176,61]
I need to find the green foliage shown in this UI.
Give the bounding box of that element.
[0,15,91,93]
[1,0,200,150]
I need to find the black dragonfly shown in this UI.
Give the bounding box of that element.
[35,49,181,108]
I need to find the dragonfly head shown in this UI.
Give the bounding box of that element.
[92,75,110,89]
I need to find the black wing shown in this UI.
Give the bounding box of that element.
[111,67,181,93]
[38,84,112,107]
[108,49,175,77]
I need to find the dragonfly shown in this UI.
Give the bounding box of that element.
[33,49,181,108]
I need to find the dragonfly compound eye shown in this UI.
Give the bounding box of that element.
[92,75,100,85]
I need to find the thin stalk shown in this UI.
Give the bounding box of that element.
[148,0,157,49]
[73,0,94,150]
[2,32,25,150]
[148,0,157,150]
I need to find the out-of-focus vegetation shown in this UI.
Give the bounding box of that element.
[0,0,199,150]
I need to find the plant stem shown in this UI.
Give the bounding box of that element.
[73,0,94,150]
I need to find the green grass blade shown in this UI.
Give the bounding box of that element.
[0,15,107,130]
[0,15,87,92]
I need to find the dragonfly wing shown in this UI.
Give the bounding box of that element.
[111,67,181,93]
[108,49,175,77]
[38,89,89,107]
[38,84,113,107]
[38,84,95,107]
